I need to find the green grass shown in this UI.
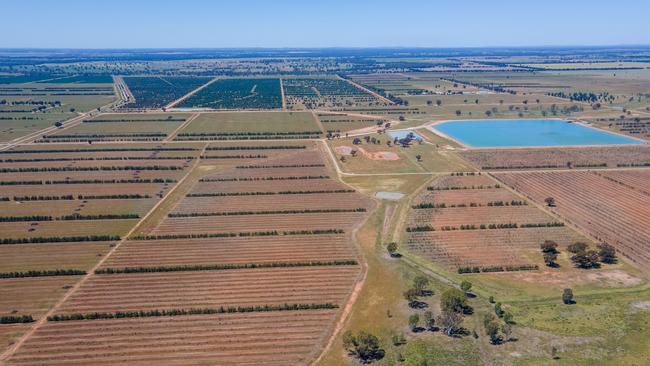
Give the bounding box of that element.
[177,111,321,137]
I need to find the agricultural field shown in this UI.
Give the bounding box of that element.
[0,82,117,142]
[493,170,650,269]
[316,112,387,134]
[175,111,322,140]
[38,113,191,142]
[2,142,375,365]
[123,76,212,109]
[460,145,650,170]
[178,78,282,110]
[0,141,202,352]
[404,173,588,271]
[283,77,381,110]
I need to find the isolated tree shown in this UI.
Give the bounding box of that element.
[386,242,398,257]
[343,331,384,362]
[350,150,358,157]
[485,110,492,117]
[408,314,420,331]
[441,288,469,314]
[437,309,463,336]
[415,154,422,162]
[567,242,588,254]
[562,288,574,304]
[403,288,419,307]
[399,115,406,121]
[54,121,63,128]
[455,110,462,116]
[571,249,600,269]
[423,310,435,330]
[413,276,430,296]
[540,240,558,254]
[502,323,513,342]
[427,100,433,106]
[483,313,502,345]
[544,251,559,267]
[494,302,505,318]
[460,281,472,294]
[544,197,556,207]
[436,99,442,106]
[597,243,617,264]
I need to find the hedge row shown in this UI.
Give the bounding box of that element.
[178,131,321,137]
[0,315,34,324]
[42,134,167,139]
[200,155,267,159]
[59,214,139,221]
[83,118,185,122]
[205,146,306,151]
[199,175,329,182]
[235,164,325,169]
[0,157,195,163]
[0,269,86,279]
[458,264,539,274]
[169,208,367,218]
[12,194,150,201]
[176,136,317,141]
[0,148,198,154]
[187,190,354,197]
[95,260,358,274]
[130,229,344,240]
[1,235,120,245]
[427,185,500,191]
[406,225,435,232]
[47,303,338,322]
[0,179,176,185]
[0,166,181,173]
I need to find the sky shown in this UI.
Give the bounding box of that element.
[2,0,649,49]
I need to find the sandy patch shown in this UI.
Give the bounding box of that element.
[359,147,399,161]
[630,301,650,311]
[585,270,643,288]
[335,146,353,155]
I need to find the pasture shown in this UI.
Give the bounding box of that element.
[175,111,322,140]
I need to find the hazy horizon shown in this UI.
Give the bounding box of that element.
[3,0,649,48]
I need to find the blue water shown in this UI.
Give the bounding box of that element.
[387,130,422,140]
[432,119,644,148]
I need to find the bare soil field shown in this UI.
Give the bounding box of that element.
[405,173,589,270]
[460,145,650,170]
[493,170,650,269]
[8,310,339,366]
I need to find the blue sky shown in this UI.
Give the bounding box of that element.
[2,0,649,48]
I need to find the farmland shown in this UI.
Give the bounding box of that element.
[0,82,117,142]
[493,170,650,269]
[178,78,282,110]
[460,145,650,170]
[123,77,212,109]
[1,141,375,365]
[1,46,650,365]
[283,77,381,109]
[175,111,322,140]
[404,173,588,271]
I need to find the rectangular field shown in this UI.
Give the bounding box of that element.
[123,77,212,109]
[178,78,282,110]
[175,111,322,140]
[493,170,650,269]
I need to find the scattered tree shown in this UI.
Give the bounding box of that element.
[386,242,398,257]
[562,288,574,304]
[544,197,556,207]
[460,281,472,294]
[597,243,617,264]
[423,310,435,330]
[343,330,385,363]
[408,314,420,331]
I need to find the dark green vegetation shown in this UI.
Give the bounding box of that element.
[123,76,211,108]
[179,78,282,109]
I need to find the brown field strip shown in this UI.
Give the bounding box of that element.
[493,170,650,269]
[405,174,589,269]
